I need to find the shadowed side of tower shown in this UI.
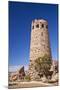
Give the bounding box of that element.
[29,19,52,80]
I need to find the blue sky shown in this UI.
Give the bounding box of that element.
[9,1,58,69]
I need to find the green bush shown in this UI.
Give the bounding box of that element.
[24,75,31,81]
[35,54,52,78]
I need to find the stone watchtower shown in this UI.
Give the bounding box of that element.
[29,19,52,80]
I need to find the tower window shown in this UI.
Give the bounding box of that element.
[46,25,48,29]
[30,60,32,62]
[41,32,43,36]
[36,24,39,28]
[41,24,44,28]
[32,25,34,29]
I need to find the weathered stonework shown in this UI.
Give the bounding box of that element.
[29,19,52,80]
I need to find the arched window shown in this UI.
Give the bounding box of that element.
[46,25,48,29]
[32,25,34,29]
[41,24,44,28]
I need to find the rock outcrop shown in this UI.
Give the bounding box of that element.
[9,66,25,81]
[18,66,25,80]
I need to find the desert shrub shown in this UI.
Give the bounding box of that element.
[24,75,31,81]
[35,54,52,79]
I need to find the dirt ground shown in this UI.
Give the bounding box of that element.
[8,81,58,89]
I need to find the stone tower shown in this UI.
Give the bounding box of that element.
[29,19,52,80]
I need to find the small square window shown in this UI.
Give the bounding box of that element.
[41,32,43,36]
[36,24,39,28]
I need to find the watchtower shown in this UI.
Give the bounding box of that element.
[29,19,52,80]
